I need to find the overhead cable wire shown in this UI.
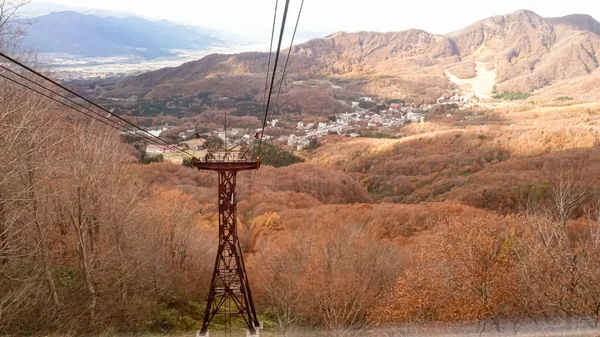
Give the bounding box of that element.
[0,64,129,131]
[260,0,279,117]
[0,66,189,154]
[0,51,198,159]
[246,0,283,190]
[257,0,291,158]
[0,64,177,150]
[271,0,305,116]
[0,71,129,132]
[0,65,183,146]
[0,51,168,145]
[0,70,188,154]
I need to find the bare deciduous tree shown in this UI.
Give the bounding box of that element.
[0,0,31,52]
[545,160,589,227]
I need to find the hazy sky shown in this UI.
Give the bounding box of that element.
[26,0,600,39]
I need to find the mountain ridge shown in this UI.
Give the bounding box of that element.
[104,10,600,105]
[21,11,222,59]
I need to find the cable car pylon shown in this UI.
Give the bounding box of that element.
[193,133,262,337]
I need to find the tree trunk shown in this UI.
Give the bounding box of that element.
[37,220,61,308]
[77,226,96,322]
[73,188,96,323]
[0,189,8,266]
[26,169,61,309]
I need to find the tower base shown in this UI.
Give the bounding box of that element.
[195,167,261,335]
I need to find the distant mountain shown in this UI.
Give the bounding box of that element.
[448,10,600,92]
[20,11,222,58]
[105,10,600,106]
[20,1,139,19]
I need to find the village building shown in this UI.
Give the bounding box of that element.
[287,134,296,146]
[145,144,180,156]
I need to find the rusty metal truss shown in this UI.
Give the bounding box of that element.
[193,134,261,336]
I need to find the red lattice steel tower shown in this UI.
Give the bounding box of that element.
[193,135,261,337]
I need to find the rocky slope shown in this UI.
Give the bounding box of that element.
[450,10,600,91]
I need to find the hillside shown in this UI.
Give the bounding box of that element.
[21,11,221,58]
[6,56,600,335]
[7,9,600,336]
[101,9,600,110]
[450,10,600,92]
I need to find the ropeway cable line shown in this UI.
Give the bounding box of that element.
[0,0,305,162]
[0,71,128,133]
[0,64,131,131]
[256,0,305,159]
[0,69,189,156]
[0,63,176,150]
[257,0,292,158]
[271,0,305,118]
[0,51,175,148]
[0,51,198,159]
[260,0,279,123]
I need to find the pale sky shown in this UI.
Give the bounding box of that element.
[24,0,600,40]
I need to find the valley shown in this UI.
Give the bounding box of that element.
[3,3,600,337]
[41,43,269,79]
[85,9,600,129]
[20,10,268,79]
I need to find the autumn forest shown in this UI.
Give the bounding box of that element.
[4,1,600,337]
[5,80,600,337]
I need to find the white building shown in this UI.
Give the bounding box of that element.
[287,134,296,146]
[407,112,420,122]
[146,144,179,155]
[146,145,164,154]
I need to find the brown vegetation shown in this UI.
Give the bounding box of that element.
[447,62,477,79]
[0,81,213,332]
[7,71,600,335]
[374,207,600,331]
[6,6,600,336]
